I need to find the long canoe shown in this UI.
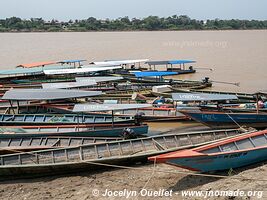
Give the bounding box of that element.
[149,129,267,172]
[0,136,120,154]
[0,124,149,138]
[0,128,247,177]
[0,114,134,126]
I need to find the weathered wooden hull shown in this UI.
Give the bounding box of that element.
[150,130,267,172]
[0,136,121,154]
[0,129,245,177]
[0,124,149,138]
[0,114,134,126]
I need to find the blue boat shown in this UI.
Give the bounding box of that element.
[180,110,267,128]
[145,60,196,74]
[0,124,149,138]
[149,129,267,172]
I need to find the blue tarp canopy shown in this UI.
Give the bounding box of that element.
[58,59,86,64]
[134,71,178,77]
[146,60,196,65]
[168,60,196,65]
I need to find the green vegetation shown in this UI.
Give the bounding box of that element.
[0,15,267,32]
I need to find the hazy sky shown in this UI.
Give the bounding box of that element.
[1,0,266,21]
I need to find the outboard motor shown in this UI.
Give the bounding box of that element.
[134,112,145,125]
[202,77,210,83]
[121,128,137,139]
[113,82,118,88]
[168,79,174,84]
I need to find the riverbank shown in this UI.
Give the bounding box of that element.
[0,162,265,200]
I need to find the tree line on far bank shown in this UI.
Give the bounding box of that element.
[0,15,266,32]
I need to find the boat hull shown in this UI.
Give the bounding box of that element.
[0,125,149,138]
[165,147,267,172]
[181,111,267,128]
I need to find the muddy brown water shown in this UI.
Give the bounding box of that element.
[0,30,266,131]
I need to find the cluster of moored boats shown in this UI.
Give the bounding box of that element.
[0,58,266,177]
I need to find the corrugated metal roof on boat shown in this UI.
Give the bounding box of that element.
[146,60,195,65]
[145,61,169,65]
[2,89,102,100]
[76,76,123,83]
[73,103,152,112]
[42,81,96,89]
[58,59,86,64]
[0,65,70,75]
[134,71,178,77]
[172,93,238,101]
[92,59,149,65]
[44,65,122,75]
[17,61,57,68]
[168,60,196,64]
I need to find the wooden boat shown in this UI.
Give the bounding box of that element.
[145,60,197,74]
[149,129,267,172]
[0,113,134,126]
[180,110,267,129]
[102,88,152,97]
[42,104,188,122]
[0,124,149,138]
[0,128,246,177]
[151,83,212,98]
[0,136,120,154]
[113,107,188,121]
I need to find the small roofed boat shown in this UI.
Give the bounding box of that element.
[43,101,188,122]
[172,92,238,110]
[145,60,196,74]
[171,93,267,128]
[0,128,246,177]
[149,129,267,172]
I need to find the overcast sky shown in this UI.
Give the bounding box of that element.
[1,0,266,21]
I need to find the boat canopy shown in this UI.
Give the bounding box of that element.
[168,60,196,65]
[42,80,96,89]
[134,71,178,77]
[76,76,123,83]
[44,65,122,75]
[58,59,86,64]
[2,89,102,100]
[92,59,149,65]
[0,65,70,76]
[172,93,238,102]
[146,60,195,65]
[17,61,57,68]
[73,103,152,112]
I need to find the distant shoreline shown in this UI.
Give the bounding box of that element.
[0,29,266,33]
[1,16,266,33]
